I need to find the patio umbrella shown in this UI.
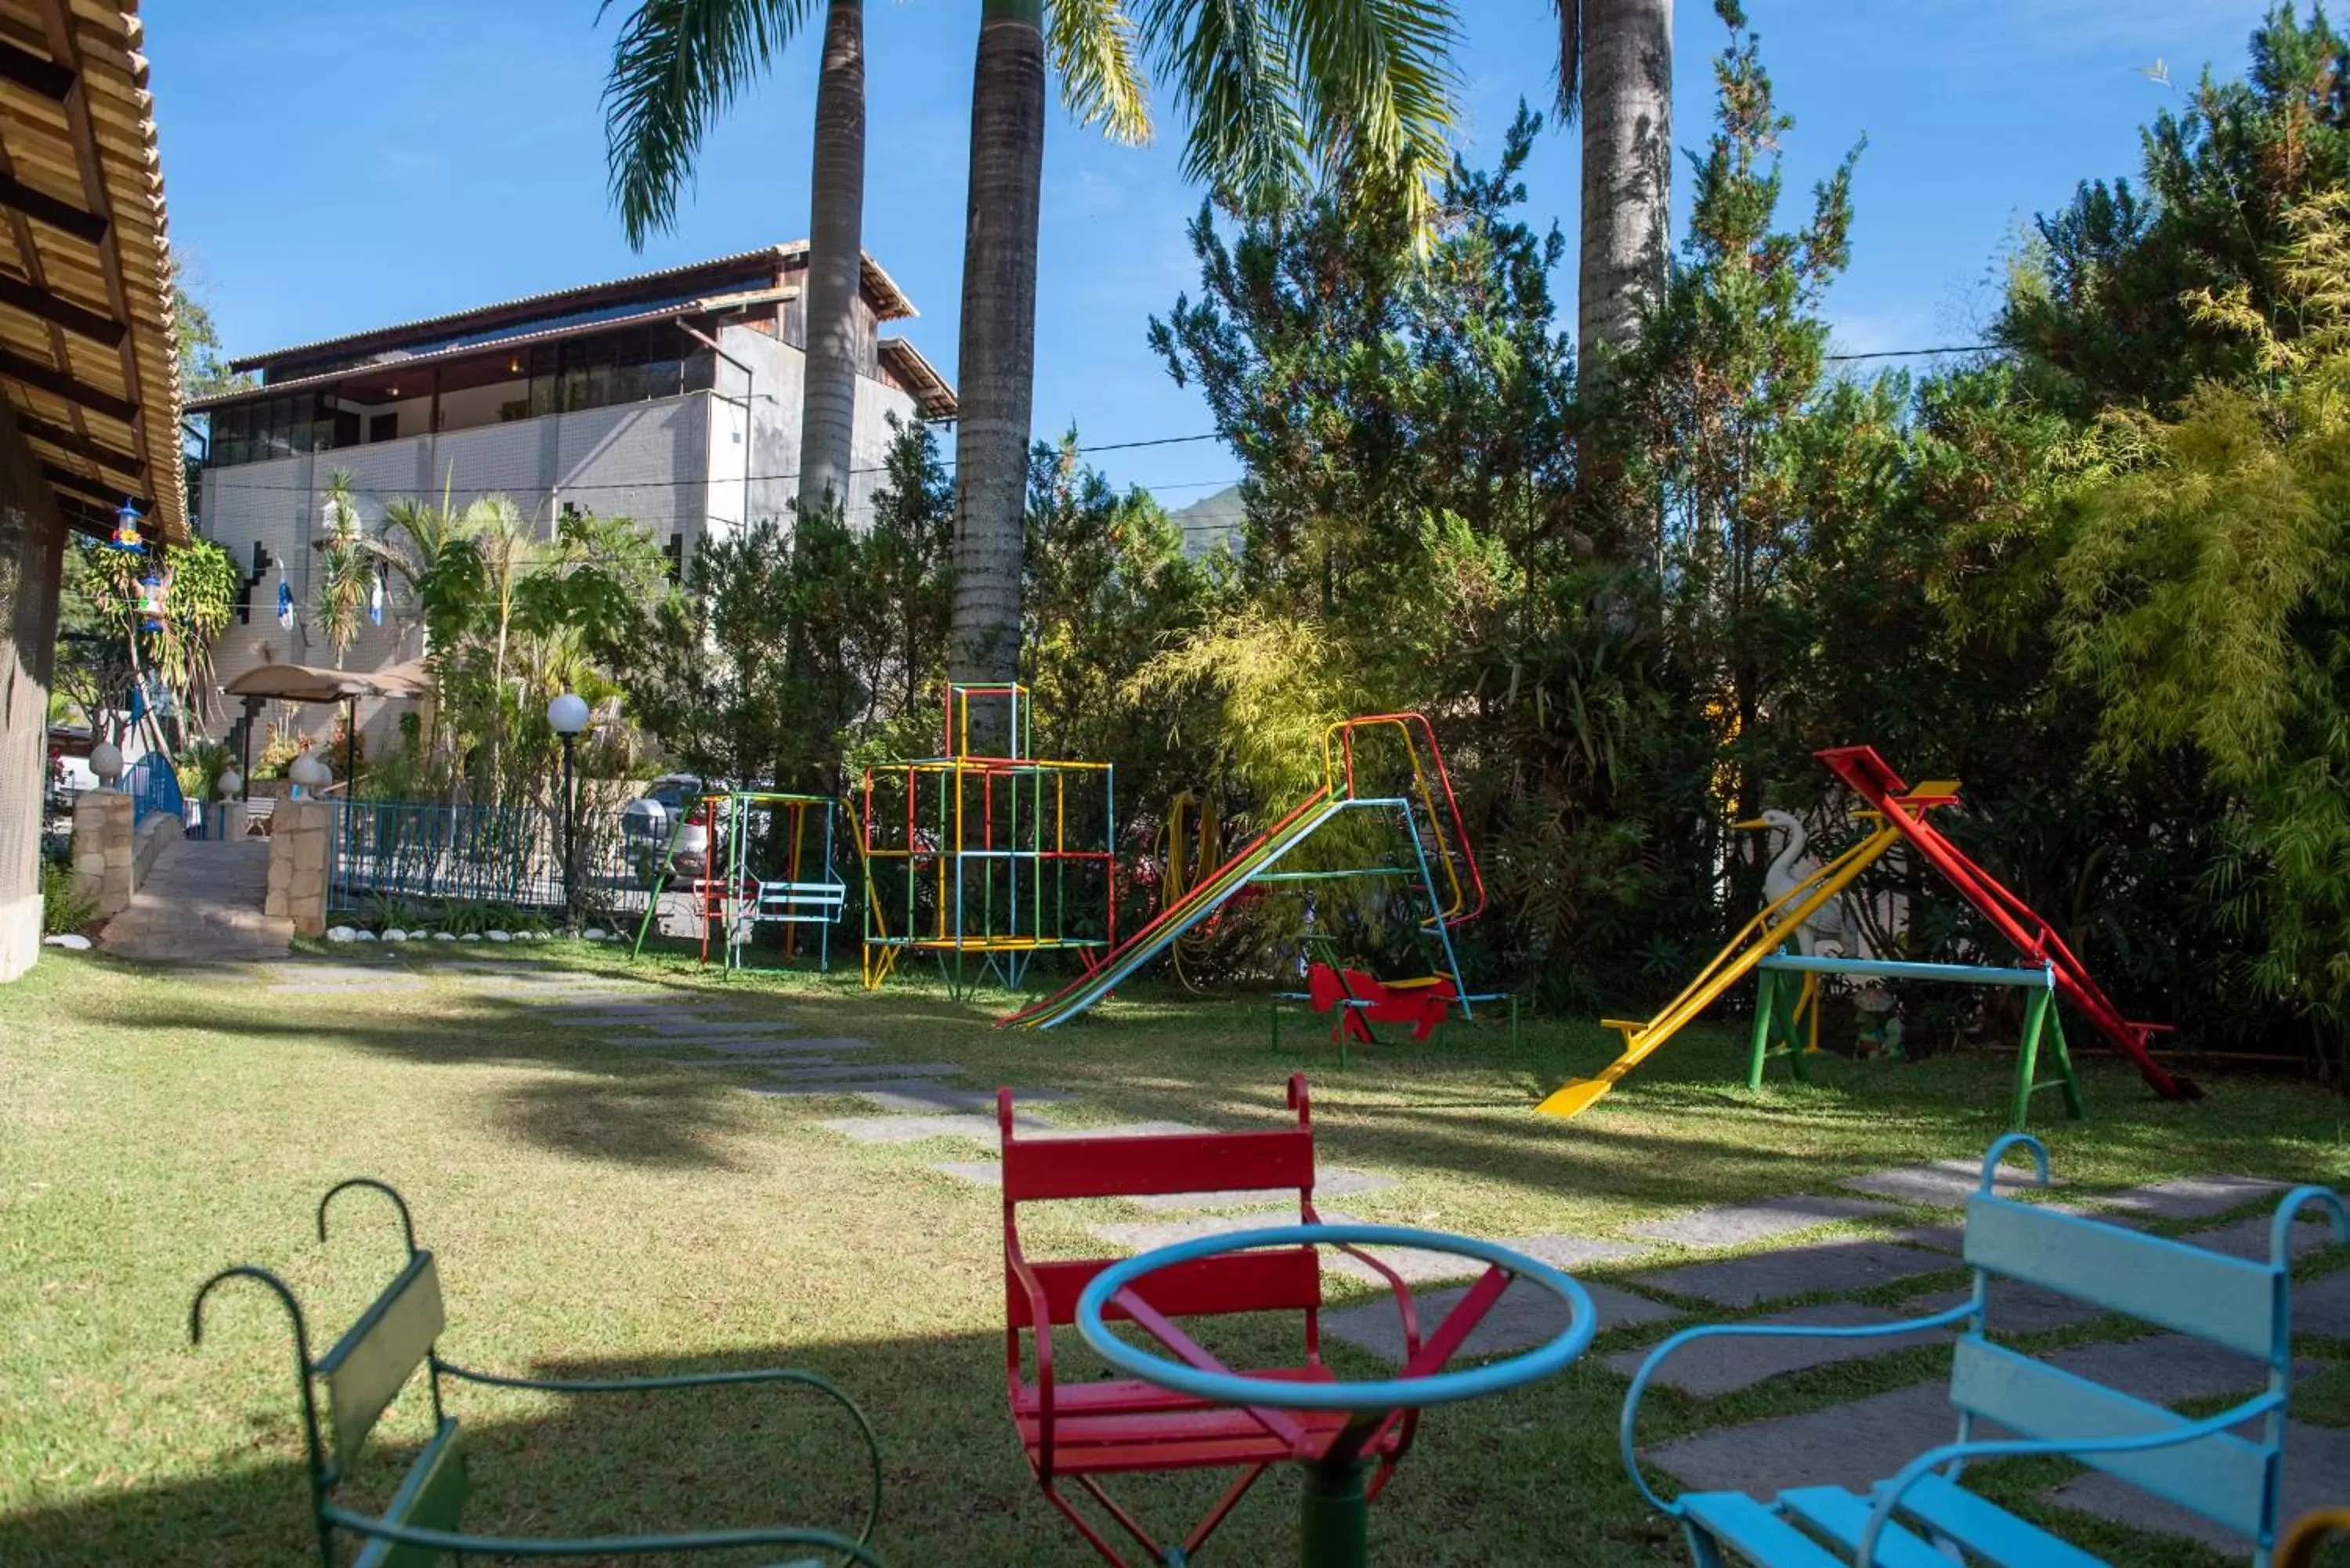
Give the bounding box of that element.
[222,662,426,792]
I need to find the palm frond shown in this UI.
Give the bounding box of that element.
[1271,0,1459,229]
[1051,0,1155,146]
[1138,0,1307,215]
[600,0,819,247]
[1551,0,1582,122]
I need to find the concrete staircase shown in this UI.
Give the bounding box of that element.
[99,840,293,963]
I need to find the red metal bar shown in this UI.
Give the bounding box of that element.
[1817,746,2200,1101]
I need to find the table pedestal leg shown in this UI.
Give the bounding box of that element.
[1300,1456,1372,1568]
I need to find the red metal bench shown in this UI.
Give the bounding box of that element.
[998,1075,1424,1566]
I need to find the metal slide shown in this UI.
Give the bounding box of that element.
[1817,746,2201,1101]
[1000,788,1344,1029]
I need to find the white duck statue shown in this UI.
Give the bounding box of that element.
[1735,808,1866,958]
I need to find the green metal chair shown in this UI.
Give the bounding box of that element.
[190,1178,884,1566]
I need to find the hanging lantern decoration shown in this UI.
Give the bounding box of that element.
[137,567,168,632]
[105,498,146,555]
[368,564,385,627]
[276,564,294,630]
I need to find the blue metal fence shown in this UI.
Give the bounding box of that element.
[328,799,649,916]
[121,751,183,829]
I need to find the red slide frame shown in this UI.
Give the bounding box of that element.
[1817,746,2200,1101]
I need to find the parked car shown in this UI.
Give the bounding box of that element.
[619,775,714,888]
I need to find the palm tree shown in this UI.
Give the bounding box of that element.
[311,472,372,669]
[457,495,537,799]
[950,0,1460,690]
[603,0,868,519]
[599,0,1462,697]
[1552,0,1676,389]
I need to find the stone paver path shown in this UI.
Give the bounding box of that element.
[2091,1174,2287,1221]
[1501,1234,1650,1270]
[2047,1421,2350,1555]
[1128,1169,1395,1211]
[1603,1302,1950,1396]
[1328,1278,1676,1364]
[1842,1158,2055,1206]
[750,1060,965,1088]
[823,1112,1054,1144]
[1900,1281,2106,1335]
[1631,1237,1950,1308]
[2179,1210,2341,1263]
[2294,1266,2350,1338]
[1629,1194,1892,1249]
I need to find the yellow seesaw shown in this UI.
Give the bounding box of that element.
[1535,782,1958,1119]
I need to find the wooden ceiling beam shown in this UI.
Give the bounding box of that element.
[13,404,133,471]
[0,165,99,240]
[0,36,72,99]
[0,266,117,343]
[0,341,130,418]
[34,0,146,506]
[41,456,140,508]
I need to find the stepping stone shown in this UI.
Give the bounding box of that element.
[679,1036,870,1055]
[822,1113,1051,1144]
[1495,1234,1651,1271]
[757,1060,964,1085]
[934,1161,1005,1187]
[749,1077,967,1100]
[2180,1210,2342,1263]
[269,980,427,994]
[1842,1158,2056,1207]
[653,1034,855,1062]
[2090,1174,2288,1222]
[1327,1279,1676,1364]
[650,1046,845,1066]
[1095,1211,1488,1287]
[2037,1333,2289,1405]
[1632,1239,1952,1308]
[2293,1266,2350,1338]
[2045,1422,2350,1556]
[1602,1303,1951,1396]
[1649,1382,1954,1495]
[1127,1168,1394,1212]
[1889,1223,1965,1254]
[1902,1282,2108,1335]
[1629,1194,1893,1249]
[854,1086,1071,1115]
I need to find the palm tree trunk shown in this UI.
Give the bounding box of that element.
[949,0,1045,703]
[1577,0,1673,388]
[797,0,866,521]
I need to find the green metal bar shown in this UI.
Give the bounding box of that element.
[2013,988,2048,1128]
[1298,1458,1372,1568]
[2049,1006,2088,1121]
[1747,968,1780,1089]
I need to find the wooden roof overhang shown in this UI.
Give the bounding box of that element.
[0,0,183,546]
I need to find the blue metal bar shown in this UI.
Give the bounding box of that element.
[1758,953,2055,988]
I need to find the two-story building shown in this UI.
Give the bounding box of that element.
[190,243,956,753]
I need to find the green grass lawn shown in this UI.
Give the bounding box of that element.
[2,945,2345,1566]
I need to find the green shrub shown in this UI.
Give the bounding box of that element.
[42,859,95,935]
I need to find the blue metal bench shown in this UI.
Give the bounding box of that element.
[191,1178,884,1566]
[1619,1135,2345,1568]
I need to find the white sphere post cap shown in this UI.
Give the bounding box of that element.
[548,692,590,735]
[89,741,123,784]
[217,768,244,797]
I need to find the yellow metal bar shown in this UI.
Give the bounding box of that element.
[1536,824,1904,1118]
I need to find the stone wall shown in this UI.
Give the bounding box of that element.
[72,789,134,921]
[265,799,330,935]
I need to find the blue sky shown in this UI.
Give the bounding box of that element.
[149,1,2262,503]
